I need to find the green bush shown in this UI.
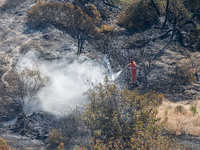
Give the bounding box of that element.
[117,0,159,30]
[81,79,177,149]
[190,105,198,115]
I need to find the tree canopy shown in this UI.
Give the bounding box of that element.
[81,79,177,149]
[27,0,102,54]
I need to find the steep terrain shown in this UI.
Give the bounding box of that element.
[0,0,200,149]
[0,0,79,149]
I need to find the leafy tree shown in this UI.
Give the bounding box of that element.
[27,0,102,55]
[68,4,101,55]
[81,78,177,149]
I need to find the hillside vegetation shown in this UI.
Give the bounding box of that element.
[80,80,176,149]
[0,0,200,149]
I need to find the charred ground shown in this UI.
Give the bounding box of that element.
[0,0,200,149]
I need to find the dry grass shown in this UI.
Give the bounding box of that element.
[157,100,200,136]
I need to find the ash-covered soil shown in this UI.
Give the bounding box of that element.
[0,0,200,149]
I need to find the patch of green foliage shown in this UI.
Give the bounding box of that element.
[190,105,198,115]
[81,78,178,149]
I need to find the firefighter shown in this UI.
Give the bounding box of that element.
[128,58,137,82]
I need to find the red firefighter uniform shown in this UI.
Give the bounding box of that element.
[129,60,137,82]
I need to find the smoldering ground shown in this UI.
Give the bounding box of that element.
[16,51,110,115]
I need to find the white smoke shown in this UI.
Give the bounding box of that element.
[16,51,109,115]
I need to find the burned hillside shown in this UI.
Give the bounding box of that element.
[0,0,200,149]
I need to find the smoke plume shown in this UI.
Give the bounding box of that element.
[16,51,108,115]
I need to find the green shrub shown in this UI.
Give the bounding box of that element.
[81,79,177,149]
[190,105,198,115]
[165,109,168,115]
[117,0,159,30]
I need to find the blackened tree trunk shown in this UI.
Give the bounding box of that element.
[150,0,160,16]
[162,0,169,29]
[169,16,177,43]
[77,34,85,55]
